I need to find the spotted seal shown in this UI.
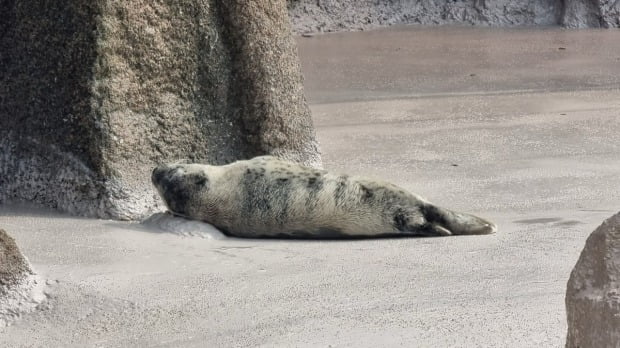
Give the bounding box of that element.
[151,156,497,238]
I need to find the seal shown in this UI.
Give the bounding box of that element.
[151,156,497,238]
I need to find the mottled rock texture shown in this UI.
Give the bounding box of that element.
[563,0,620,28]
[566,212,620,348]
[0,0,320,220]
[0,229,32,292]
[288,0,619,33]
[0,228,48,327]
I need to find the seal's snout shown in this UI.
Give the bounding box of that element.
[151,165,176,187]
[150,164,191,216]
[151,166,165,186]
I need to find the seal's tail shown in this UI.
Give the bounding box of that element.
[421,203,497,235]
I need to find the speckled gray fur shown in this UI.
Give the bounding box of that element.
[152,156,497,238]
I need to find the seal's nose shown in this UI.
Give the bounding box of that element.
[151,165,169,186]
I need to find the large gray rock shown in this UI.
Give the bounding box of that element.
[563,0,620,28]
[287,0,619,33]
[0,229,32,291]
[0,0,320,220]
[0,228,47,327]
[566,212,620,348]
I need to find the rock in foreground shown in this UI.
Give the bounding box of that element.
[566,212,620,348]
[0,228,47,327]
[0,228,32,288]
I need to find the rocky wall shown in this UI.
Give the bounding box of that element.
[0,0,320,220]
[288,0,619,34]
[565,212,620,347]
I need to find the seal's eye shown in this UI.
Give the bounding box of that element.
[188,174,208,188]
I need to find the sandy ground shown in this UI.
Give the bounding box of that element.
[1,26,620,347]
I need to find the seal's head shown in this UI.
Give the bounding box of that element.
[151,163,211,217]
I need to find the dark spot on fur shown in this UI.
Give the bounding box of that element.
[360,184,374,202]
[244,168,266,180]
[186,174,208,188]
[393,209,408,232]
[308,178,323,193]
[381,190,404,205]
[241,168,291,224]
[275,179,292,224]
[334,175,349,206]
[304,176,323,209]
[242,170,270,213]
[421,204,448,226]
[160,178,190,216]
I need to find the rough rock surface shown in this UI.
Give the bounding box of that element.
[563,0,620,28]
[0,229,47,327]
[0,229,31,289]
[566,212,620,348]
[0,0,320,220]
[287,0,619,33]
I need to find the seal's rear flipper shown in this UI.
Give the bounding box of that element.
[422,203,497,235]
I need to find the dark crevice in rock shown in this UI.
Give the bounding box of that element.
[0,1,110,216]
[216,1,322,165]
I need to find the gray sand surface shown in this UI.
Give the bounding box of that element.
[1,26,619,347]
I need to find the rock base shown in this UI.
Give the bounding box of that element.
[565,212,620,348]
